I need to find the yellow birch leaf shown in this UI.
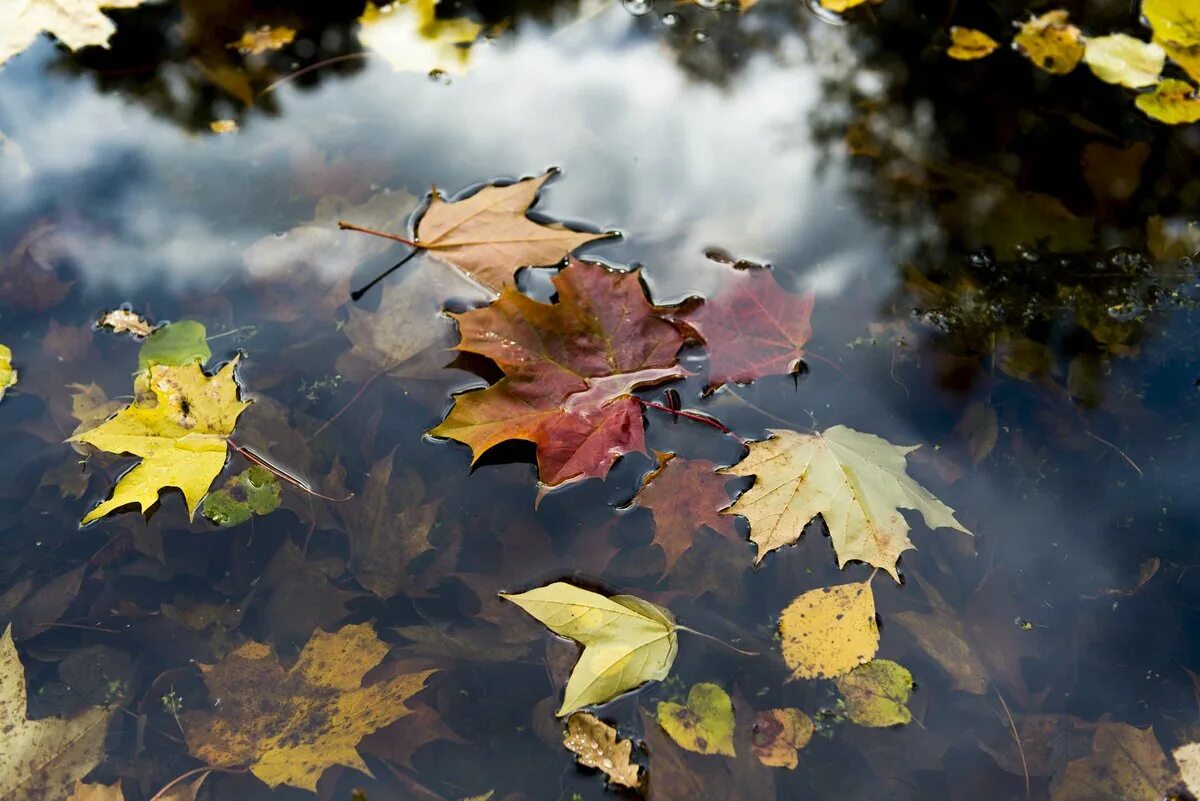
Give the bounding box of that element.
[0,0,149,66]
[0,344,16,401]
[947,27,1000,60]
[835,659,914,727]
[1136,78,1200,124]
[358,0,482,75]
[751,708,813,769]
[1051,722,1174,801]
[778,581,879,681]
[70,360,250,524]
[1084,34,1165,88]
[499,582,677,716]
[0,626,114,801]
[1014,10,1085,75]
[657,682,736,756]
[1142,0,1200,49]
[563,712,641,788]
[181,623,434,791]
[720,426,970,580]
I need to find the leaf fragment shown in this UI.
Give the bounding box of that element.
[1174,742,1200,797]
[1014,10,1084,75]
[1050,722,1174,801]
[751,708,813,769]
[67,780,124,801]
[948,27,1000,60]
[0,0,150,66]
[0,344,15,401]
[97,309,154,338]
[1084,34,1165,88]
[228,25,296,55]
[563,712,641,788]
[1136,78,1200,124]
[657,682,736,756]
[201,465,281,527]
[835,659,914,727]
[778,581,879,681]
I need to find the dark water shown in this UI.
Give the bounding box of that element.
[3,0,1200,799]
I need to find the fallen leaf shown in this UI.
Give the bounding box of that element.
[629,452,740,575]
[657,682,736,756]
[97,309,153,338]
[0,344,15,401]
[358,0,482,75]
[499,581,677,715]
[407,171,615,295]
[1175,742,1200,797]
[678,266,814,391]
[835,659,914,727]
[818,0,873,11]
[1084,34,1165,88]
[0,0,149,66]
[778,580,879,681]
[947,27,999,60]
[71,360,250,523]
[1136,78,1200,124]
[1014,10,1084,75]
[431,258,686,493]
[1159,39,1200,82]
[138,320,211,370]
[208,119,238,134]
[1081,141,1150,202]
[258,541,356,648]
[200,465,281,527]
[955,401,998,462]
[893,605,986,694]
[1083,556,1160,599]
[228,25,295,55]
[751,708,813,769]
[67,780,124,800]
[1051,722,1174,801]
[1143,0,1200,49]
[182,623,434,791]
[0,625,114,800]
[720,426,970,579]
[563,712,641,788]
[978,714,1096,778]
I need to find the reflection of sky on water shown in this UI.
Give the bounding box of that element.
[0,8,882,300]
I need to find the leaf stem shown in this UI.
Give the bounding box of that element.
[227,439,352,502]
[338,221,420,248]
[635,398,743,443]
[149,766,244,801]
[351,247,421,301]
[675,624,759,656]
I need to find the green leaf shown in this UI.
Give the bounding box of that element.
[835,659,914,727]
[138,320,211,370]
[202,466,281,527]
[657,682,736,756]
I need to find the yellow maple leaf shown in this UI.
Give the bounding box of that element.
[71,360,250,524]
[0,0,149,66]
[182,623,434,791]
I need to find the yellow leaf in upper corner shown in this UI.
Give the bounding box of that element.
[563,712,641,788]
[751,708,813,769]
[1084,34,1165,88]
[0,626,115,801]
[1051,722,1174,801]
[1143,0,1200,49]
[181,623,434,791]
[720,426,970,580]
[500,582,677,716]
[0,0,149,66]
[1136,78,1200,124]
[67,780,125,801]
[228,25,296,55]
[835,659,914,727]
[1014,10,1085,75]
[657,682,736,756]
[0,344,16,401]
[70,360,251,524]
[947,27,1000,60]
[358,0,482,75]
[779,581,879,681]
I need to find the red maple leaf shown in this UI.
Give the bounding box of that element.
[430,258,687,493]
[680,266,815,391]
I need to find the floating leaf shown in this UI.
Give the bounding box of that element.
[563,712,641,789]
[0,344,15,401]
[1084,34,1165,88]
[201,465,281,527]
[751,708,813,769]
[778,581,879,681]
[71,360,250,523]
[678,266,814,391]
[835,659,914,727]
[1014,10,1084,75]
[720,426,970,579]
[947,27,999,60]
[818,0,874,12]
[1050,722,1174,801]
[97,309,153,338]
[138,320,211,370]
[0,626,114,800]
[67,781,124,801]
[228,25,296,55]
[629,452,740,575]
[657,682,736,756]
[1174,742,1200,797]
[1142,0,1200,49]
[499,582,677,716]
[431,259,686,493]
[209,120,238,134]
[359,0,482,75]
[0,0,150,66]
[1136,78,1200,124]
[1159,39,1200,82]
[181,623,434,791]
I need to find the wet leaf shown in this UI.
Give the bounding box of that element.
[412,171,615,295]
[720,426,970,579]
[259,541,357,648]
[1050,722,1174,801]
[1081,141,1150,202]
[1143,0,1200,49]
[978,714,1095,777]
[658,682,736,756]
[0,344,15,401]
[138,320,211,370]
[71,360,249,523]
[200,465,281,527]
[678,266,814,391]
[499,581,677,716]
[1084,34,1165,88]
[947,27,999,60]
[0,0,149,66]
[97,309,153,338]
[778,580,879,681]
[181,622,434,791]
[892,575,988,695]
[431,258,686,493]
[1159,39,1200,82]
[563,712,641,788]
[358,0,482,75]
[1136,78,1200,124]
[228,25,295,55]
[835,659,913,727]
[955,401,997,462]
[0,625,114,800]
[751,708,813,769]
[629,452,740,575]
[1174,742,1200,797]
[1014,11,1085,75]
[67,780,124,800]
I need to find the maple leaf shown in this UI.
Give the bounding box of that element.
[1,0,149,66]
[500,581,678,716]
[629,452,741,575]
[71,360,250,524]
[563,713,641,789]
[720,426,970,580]
[430,258,686,493]
[0,626,114,800]
[181,622,434,791]
[1051,723,1175,801]
[678,266,814,391]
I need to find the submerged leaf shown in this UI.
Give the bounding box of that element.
[835,659,914,727]
[1014,10,1084,75]
[201,466,281,527]
[1084,34,1165,88]
[499,582,677,716]
[0,344,15,401]
[751,708,813,769]
[779,581,879,681]
[1050,722,1174,801]
[947,27,1000,60]
[563,713,641,788]
[0,0,149,66]
[657,683,736,756]
[1136,78,1200,124]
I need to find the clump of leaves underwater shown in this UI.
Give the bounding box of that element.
[5,0,1200,798]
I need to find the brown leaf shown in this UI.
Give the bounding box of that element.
[750,708,813,769]
[563,712,641,789]
[258,541,356,648]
